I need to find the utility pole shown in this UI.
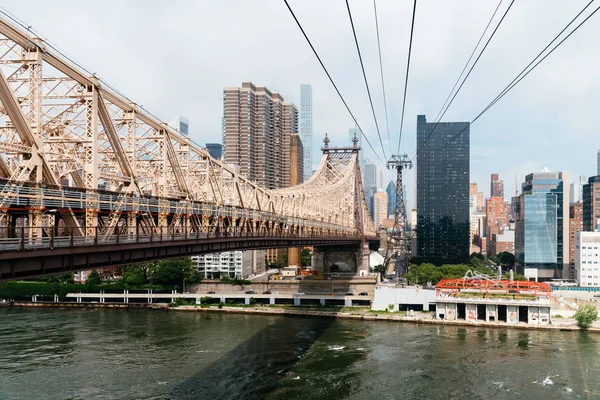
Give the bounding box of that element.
[386,154,412,276]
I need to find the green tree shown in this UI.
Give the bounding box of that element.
[86,270,101,286]
[301,249,312,267]
[149,258,195,287]
[372,264,386,279]
[497,251,515,267]
[121,264,149,287]
[574,304,599,330]
[276,251,288,268]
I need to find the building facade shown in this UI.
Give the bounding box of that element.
[569,202,584,279]
[386,180,396,216]
[300,84,313,181]
[223,82,297,189]
[169,116,189,136]
[416,115,470,264]
[373,191,388,228]
[575,231,600,287]
[485,196,509,238]
[570,175,587,203]
[192,250,266,279]
[488,230,515,257]
[515,171,570,280]
[583,175,600,232]
[205,143,223,160]
[490,173,504,198]
[469,183,484,212]
[363,161,377,219]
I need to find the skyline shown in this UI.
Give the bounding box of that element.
[3,0,598,202]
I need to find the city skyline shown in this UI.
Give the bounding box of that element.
[4,0,598,202]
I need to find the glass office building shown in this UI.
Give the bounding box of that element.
[515,171,570,280]
[300,84,313,181]
[416,115,470,264]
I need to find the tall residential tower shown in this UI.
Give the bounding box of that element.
[300,84,313,181]
[223,82,297,189]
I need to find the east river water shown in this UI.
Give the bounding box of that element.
[0,308,598,400]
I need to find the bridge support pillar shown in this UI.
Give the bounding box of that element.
[345,298,352,307]
[311,244,370,276]
[270,297,275,305]
[320,298,326,306]
[294,297,301,306]
[244,297,250,305]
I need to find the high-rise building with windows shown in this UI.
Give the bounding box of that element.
[205,143,223,160]
[300,84,313,181]
[583,175,600,232]
[363,161,377,219]
[515,170,570,280]
[490,173,504,198]
[386,181,396,216]
[416,115,470,264]
[373,191,388,228]
[223,82,297,189]
[597,150,600,176]
[569,202,584,279]
[169,116,189,136]
[570,175,587,203]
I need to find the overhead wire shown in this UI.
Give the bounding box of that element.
[345,0,387,162]
[413,0,515,161]
[373,0,391,155]
[283,0,386,165]
[396,0,418,155]
[431,2,600,158]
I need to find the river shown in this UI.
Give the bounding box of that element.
[0,308,598,399]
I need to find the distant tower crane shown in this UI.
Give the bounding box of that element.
[386,154,412,276]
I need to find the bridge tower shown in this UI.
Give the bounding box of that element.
[386,154,412,276]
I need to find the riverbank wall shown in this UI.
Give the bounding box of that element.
[8,300,598,333]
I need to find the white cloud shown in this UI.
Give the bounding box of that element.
[2,0,598,200]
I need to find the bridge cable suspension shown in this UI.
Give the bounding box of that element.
[345,0,387,162]
[395,0,417,155]
[430,1,600,158]
[412,0,514,162]
[372,0,391,160]
[283,0,385,165]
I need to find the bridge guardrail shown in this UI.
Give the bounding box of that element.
[0,226,367,252]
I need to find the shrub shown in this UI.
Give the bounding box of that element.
[218,302,224,309]
[249,297,256,306]
[574,304,599,330]
[388,304,395,312]
[169,297,194,307]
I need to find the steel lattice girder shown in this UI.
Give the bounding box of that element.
[0,15,376,241]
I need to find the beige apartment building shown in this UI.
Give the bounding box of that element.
[223,82,298,190]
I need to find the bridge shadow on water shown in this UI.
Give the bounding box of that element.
[164,315,337,400]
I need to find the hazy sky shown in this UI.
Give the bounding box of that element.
[3,0,599,210]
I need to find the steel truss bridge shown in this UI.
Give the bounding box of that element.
[0,16,377,280]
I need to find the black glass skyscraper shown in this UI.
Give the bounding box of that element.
[416,115,470,264]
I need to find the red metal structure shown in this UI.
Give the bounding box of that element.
[436,279,551,300]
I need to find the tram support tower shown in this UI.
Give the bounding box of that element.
[387,154,412,276]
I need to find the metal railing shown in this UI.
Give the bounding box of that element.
[0,180,351,232]
[0,225,363,252]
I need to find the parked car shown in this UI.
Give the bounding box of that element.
[296,291,305,296]
[245,290,255,294]
[345,292,354,296]
[272,291,280,295]
[262,290,272,294]
[207,291,216,294]
[358,292,369,296]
